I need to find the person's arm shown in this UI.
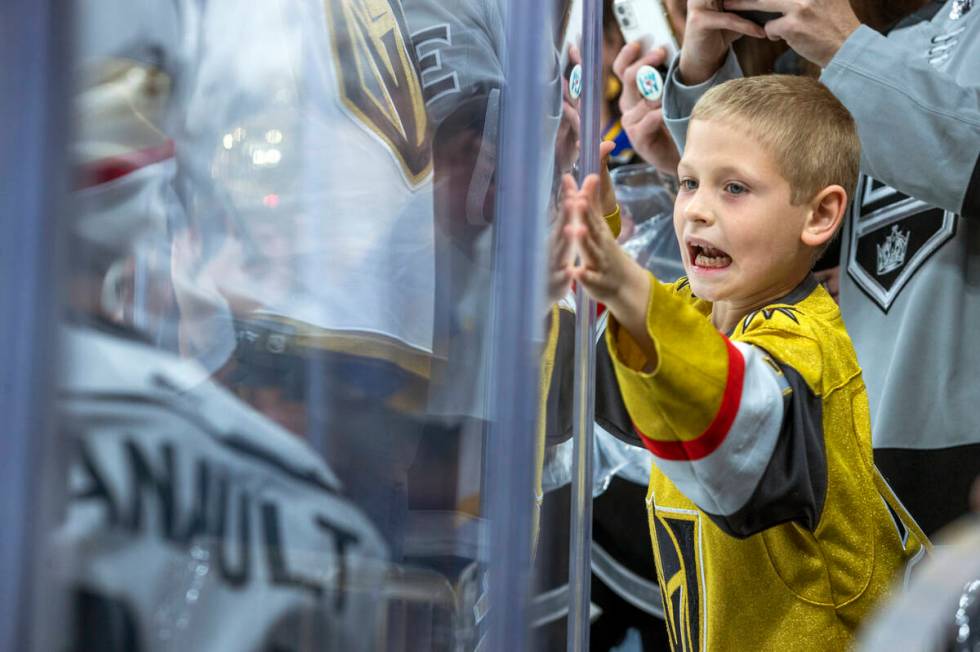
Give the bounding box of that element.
[543,155,625,447]
[611,1,762,170]
[723,0,979,215]
[566,175,830,536]
[547,143,620,305]
[606,284,831,537]
[661,48,744,153]
[821,26,980,216]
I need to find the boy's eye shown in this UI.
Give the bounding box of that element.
[680,178,698,192]
[725,182,747,195]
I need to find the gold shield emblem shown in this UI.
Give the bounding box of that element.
[325,0,432,185]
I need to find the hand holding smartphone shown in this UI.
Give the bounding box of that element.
[729,10,781,26]
[612,0,679,61]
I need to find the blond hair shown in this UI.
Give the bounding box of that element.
[691,75,861,206]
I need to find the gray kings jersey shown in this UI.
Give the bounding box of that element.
[835,0,980,533]
[55,326,388,652]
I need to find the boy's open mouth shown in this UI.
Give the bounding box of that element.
[687,238,732,269]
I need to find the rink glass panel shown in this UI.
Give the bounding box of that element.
[46,0,577,650]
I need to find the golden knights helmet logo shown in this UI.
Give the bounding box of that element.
[325,0,432,186]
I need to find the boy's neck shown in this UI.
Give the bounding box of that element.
[709,271,812,334]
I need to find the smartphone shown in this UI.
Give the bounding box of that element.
[613,0,679,61]
[731,10,782,26]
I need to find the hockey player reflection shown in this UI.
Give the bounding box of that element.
[72,433,363,610]
[58,16,395,650]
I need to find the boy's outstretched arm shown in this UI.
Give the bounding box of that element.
[564,173,656,369]
[567,174,834,539]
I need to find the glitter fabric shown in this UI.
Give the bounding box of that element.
[609,275,930,650]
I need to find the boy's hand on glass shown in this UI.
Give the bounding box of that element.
[566,174,635,308]
[567,176,654,358]
[547,174,581,305]
[553,173,656,364]
[550,142,616,305]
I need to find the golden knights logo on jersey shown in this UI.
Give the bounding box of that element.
[325,0,432,185]
[648,503,707,652]
[847,176,957,311]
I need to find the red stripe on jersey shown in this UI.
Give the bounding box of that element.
[635,336,745,461]
[76,141,176,189]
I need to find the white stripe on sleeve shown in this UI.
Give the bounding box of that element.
[651,341,787,516]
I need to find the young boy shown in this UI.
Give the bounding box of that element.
[556,75,929,650]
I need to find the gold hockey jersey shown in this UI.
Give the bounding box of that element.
[602,273,929,651]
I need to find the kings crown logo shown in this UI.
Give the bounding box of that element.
[876,224,910,276]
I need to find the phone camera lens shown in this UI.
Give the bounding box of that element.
[617,5,626,13]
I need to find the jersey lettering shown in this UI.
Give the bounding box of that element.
[73,435,363,611]
[411,24,461,105]
[650,506,706,652]
[324,0,432,185]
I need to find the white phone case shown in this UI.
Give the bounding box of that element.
[612,0,679,61]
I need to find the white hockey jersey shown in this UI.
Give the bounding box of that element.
[55,325,389,652]
[77,0,438,375]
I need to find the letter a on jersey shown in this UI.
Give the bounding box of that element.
[325,0,432,185]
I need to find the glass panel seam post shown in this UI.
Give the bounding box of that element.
[485,1,555,651]
[568,0,604,650]
[0,0,71,650]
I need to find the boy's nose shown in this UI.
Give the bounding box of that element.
[682,193,714,225]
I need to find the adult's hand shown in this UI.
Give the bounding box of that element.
[612,43,681,175]
[679,0,765,85]
[722,0,861,68]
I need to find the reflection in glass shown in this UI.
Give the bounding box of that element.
[50,0,567,650]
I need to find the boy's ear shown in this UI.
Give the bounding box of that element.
[800,185,848,248]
